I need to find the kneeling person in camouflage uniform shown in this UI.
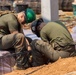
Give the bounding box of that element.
[0,8,36,69]
[30,18,76,66]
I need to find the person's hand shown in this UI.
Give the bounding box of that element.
[26,38,31,51]
[11,31,18,34]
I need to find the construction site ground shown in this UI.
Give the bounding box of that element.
[5,11,76,75]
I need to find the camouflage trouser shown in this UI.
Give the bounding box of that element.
[30,39,76,66]
[30,40,49,67]
[0,33,30,69]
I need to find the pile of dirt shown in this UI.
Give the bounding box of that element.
[5,57,76,75]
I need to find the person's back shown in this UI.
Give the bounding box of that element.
[0,14,20,37]
[40,21,73,48]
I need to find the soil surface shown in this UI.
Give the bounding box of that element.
[5,57,76,75]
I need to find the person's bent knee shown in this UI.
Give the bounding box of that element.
[15,33,25,40]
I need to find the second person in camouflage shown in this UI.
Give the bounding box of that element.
[30,18,76,66]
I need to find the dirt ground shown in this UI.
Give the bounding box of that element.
[4,12,76,75]
[5,57,76,75]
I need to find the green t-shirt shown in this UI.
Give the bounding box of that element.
[40,21,73,46]
[0,13,21,38]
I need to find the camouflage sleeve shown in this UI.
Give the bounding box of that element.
[8,20,19,33]
[40,31,49,42]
